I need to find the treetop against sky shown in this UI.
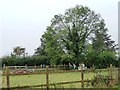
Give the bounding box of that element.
[0,0,119,57]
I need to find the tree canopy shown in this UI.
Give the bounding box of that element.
[1,5,118,68]
[12,46,26,57]
[35,5,118,67]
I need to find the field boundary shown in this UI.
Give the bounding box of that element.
[1,64,118,89]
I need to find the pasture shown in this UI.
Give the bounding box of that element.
[2,72,93,88]
[1,66,118,89]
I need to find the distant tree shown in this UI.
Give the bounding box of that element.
[13,46,26,57]
[91,24,118,68]
[2,56,16,66]
[92,29,118,55]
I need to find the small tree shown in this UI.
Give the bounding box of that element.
[13,46,26,57]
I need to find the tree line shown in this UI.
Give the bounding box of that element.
[1,5,120,68]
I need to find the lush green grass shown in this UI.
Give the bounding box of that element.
[2,72,84,88]
[1,69,118,88]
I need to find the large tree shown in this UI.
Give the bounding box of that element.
[36,5,118,66]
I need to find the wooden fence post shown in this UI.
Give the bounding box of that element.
[6,66,10,90]
[80,64,84,88]
[3,64,6,74]
[118,66,120,85]
[110,64,112,75]
[109,64,113,86]
[46,66,49,90]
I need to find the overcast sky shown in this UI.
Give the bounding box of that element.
[0,0,119,57]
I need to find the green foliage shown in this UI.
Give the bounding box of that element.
[2,55,49,66]
[2,5,118,68]
[85,44,118,68]
[12,46,26,57]
[35,5,118,67]
[2,56,17,66]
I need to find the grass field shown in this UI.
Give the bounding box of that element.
[2,69,115,88]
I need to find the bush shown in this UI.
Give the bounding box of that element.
[2,55,50,66]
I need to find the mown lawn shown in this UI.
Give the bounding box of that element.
[1,69,118,88]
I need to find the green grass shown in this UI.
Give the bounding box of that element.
[1,69,118,88]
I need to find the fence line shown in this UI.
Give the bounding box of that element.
[2,64,116,89]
